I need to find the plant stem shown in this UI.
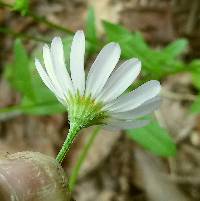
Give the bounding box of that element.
[0,2,73,35]
[69,126,100,191]
[30,13,73,35]
[0,2,98,44]
[0,27,49,43]
[56,124,80,164]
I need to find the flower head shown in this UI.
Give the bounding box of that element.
[35,31,161,131]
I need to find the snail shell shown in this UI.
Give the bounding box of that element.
[0,151,72,201]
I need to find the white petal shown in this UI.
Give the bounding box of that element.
[110,96,161,120]
[86,42,121,98]
[103,119,150,130]
[96,58,141,103]
[43,44,64,97]
[105,80,161,113]
[51,37,74,97]
[70,31,85,95]
[35,59,64,99]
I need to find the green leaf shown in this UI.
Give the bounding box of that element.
[103,21,187,79]
[21,59,65,115]
[0,100,65,116]
[103,21,155,72]
[27,59,58,103]
[126,119,176,157]
[86,7,97,43]
[5,39,35,99]
[21,97,65,115]
[14,0,29,15]
[190,95,200,114]
[163,39,188,59]
[3,40,66,116]
[86,7,98,54]
[103,21,133,43]
[189,60,200,89]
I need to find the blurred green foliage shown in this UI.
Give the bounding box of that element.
[1,8,200,157]
[4,40,65,115]
[14,0,29,15]
[127,117,176,157]
[103,21,188,80]
[85,7,98,55]
[190,60,200,113]
[190,96,200,113]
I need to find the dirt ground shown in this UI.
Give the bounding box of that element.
[0,0,200,200]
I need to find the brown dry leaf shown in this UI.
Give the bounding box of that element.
[0,115,65,157]
[120,4,175,43]
[36,0,86,31]
[135,149,189,201]
[160,73,197,142]
[74,135,135,201]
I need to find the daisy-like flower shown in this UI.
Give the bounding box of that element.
[35,30,161,163]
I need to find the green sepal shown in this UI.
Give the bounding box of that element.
[67,92,108,129]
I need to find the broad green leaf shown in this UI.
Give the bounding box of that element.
[22,59,65,115]
[0,100,65,116]
[103,21,133,43]
[103,21,149,53]
[103,21,155,73]
[86,7,97,43]
[191,72,200,90]
[163,39,188,59]
[5,39,35,100]
[28,59,59,103]
[189,60,200,89]
[21,97,65,115]
[190,95,200,114]
[126,119,176,157]
[188,59,200,71]
[103,21,164,76]
[103,21,187,79]
[14,0,29,15]
[3,40,66,115]
[86,7,98,54]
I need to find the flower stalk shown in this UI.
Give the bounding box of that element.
[56,123,81,163]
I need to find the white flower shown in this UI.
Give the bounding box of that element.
[35,30,161,131]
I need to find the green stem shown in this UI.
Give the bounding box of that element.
[56,124,80,164]
[0,2,73,35]
[30,13,73,35]
[0,27,49,43]
[69,126,100,191]
[0,2,98,44]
